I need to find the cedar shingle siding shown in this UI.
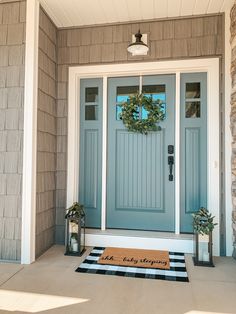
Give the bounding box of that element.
[36,8,57,257]
[0,0,25,261]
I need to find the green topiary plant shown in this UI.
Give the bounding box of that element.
[192,207,217,235]
[65,202,85,219]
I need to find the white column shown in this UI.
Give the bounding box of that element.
[21,0,39,264]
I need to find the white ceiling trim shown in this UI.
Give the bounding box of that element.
[40,0,234,28]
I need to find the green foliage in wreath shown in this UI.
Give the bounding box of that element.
[192,207,217,235]
[119,93,165,135]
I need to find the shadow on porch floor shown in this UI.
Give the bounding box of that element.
[0,245,235,314]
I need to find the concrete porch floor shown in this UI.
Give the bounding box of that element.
[0,246,236,314]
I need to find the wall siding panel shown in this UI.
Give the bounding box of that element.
[36,7,57,258]
[0,0,25,261]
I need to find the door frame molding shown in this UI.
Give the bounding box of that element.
[68,58,220,255]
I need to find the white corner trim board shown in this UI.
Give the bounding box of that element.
[21,0,39,264]
[68,58,221,256]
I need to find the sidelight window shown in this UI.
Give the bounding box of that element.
[185,82,201,118]
[85,87,99,120]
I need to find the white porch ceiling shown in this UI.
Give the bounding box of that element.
[40,0,234,28]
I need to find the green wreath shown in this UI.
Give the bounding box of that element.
[119,93,165,135]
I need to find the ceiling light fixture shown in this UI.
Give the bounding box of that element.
[127,30,149,56]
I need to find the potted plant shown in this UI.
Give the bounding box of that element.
[192,207,217,235]
[192,207,217,267]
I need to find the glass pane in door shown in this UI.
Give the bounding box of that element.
[142,84,166,119]
[116,85,139,120]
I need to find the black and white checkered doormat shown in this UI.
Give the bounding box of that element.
[75,247,189,282]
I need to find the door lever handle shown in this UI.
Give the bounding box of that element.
[168,156,174,181]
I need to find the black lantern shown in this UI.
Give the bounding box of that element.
[127,30,149,56]
[193,231,214,267]
[192,207,217,267]
[65,202,86,256]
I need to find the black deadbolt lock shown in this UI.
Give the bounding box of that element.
[168,145,174,154]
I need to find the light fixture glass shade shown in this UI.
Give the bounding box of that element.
[127,30,149,56]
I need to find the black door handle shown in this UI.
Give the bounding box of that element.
[168,156,174,181]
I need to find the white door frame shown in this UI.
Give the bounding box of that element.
[68,58,220,255]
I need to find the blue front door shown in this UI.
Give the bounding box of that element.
[107,75,176,231]
[78,73,208,233]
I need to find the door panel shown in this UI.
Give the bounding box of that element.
[79,78,103,228]
[180,73,207,233]
[107,75,175,231]
[115,131,164,210]
[83,129,98,208]
[185,128,201,213]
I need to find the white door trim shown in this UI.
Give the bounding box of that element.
[175,72,181,235]
[68,58,220,255]
[101,76,108,231]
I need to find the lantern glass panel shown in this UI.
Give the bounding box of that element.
[197,234,210,262]
[65,216,86,256]
[69,220,79,252]
[193,232,214,267]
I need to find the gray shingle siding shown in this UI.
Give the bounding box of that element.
[35,7,57,258]
[0,0,25,261]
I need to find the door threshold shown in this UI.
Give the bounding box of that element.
[85,228,193,253]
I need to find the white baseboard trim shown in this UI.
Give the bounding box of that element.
[85,232,194,253]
